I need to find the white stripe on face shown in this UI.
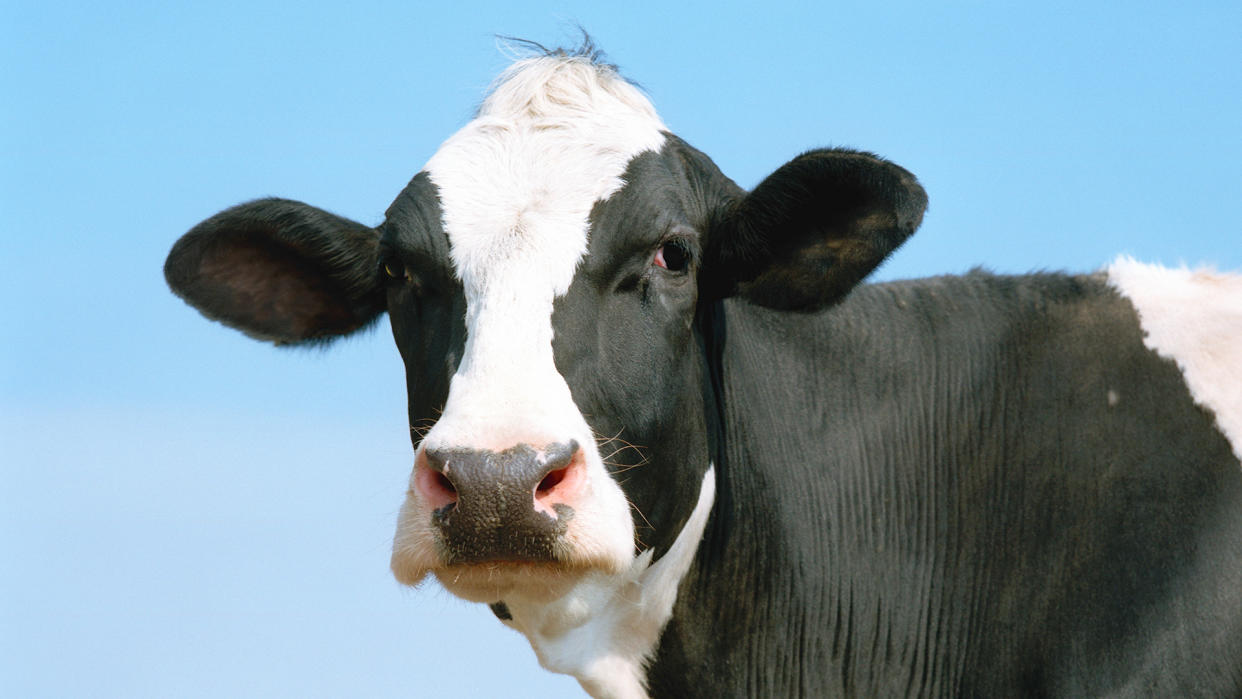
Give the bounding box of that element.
[395,56,669,588]
[425,56,667,448]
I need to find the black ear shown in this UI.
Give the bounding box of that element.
[164,198,385,345]
[704,149,927,311]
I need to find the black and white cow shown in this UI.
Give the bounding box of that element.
[164,47,1242,697]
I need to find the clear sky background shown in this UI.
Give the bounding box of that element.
[3,1,1240,697]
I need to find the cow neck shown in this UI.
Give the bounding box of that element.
[647,297,850,696]
[496,466,717,699]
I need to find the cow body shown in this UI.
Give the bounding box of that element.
[165,46,1242,697]
[653,270,1242,696]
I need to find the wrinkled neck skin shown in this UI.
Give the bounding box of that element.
[498,467,716,699]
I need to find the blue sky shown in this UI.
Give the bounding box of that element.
[3,1,1239,697]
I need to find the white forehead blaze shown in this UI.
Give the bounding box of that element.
[427,57,667,297]
[1107,256,1242,462]
[422,56,668,444]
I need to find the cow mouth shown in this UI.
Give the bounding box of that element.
[428,557,617,604]
[391,517,634,603]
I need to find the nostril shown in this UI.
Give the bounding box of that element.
[414,450,459,511]
[537,467,568,494]
[532,444,587,518]
[435,471,457,495]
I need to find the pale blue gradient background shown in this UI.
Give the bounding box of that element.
[3,2,1239,697]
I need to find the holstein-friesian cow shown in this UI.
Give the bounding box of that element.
[165,46,1242,697]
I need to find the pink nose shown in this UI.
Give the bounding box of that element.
[413,441,586,563]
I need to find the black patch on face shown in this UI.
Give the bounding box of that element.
[552,137,739,559]
[380,173,467,440]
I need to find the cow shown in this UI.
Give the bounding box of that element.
[164,45,1242,697]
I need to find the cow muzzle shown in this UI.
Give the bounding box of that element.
[415,441,584,564]
[391,426,635,602]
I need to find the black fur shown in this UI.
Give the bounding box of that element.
[647,272,1242,696]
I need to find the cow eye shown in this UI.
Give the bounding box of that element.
[382,258,408,281]
[378,250,431,294]
[654,241,691,273]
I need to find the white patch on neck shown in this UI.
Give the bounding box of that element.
[499,466,716,699]
[1107,256,1242,462]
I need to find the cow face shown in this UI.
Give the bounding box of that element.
[164,53,925,611]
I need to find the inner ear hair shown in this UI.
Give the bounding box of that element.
[165,198,385,345]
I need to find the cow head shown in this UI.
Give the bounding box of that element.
[164,48,925,687]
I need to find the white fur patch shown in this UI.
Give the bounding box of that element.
[1107,256,1242,462]
[423,55,666,450]
[500,466,716,699]
[392,57,668,588]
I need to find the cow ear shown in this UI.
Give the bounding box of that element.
[703,149,926,311]
[164,198,385,345]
